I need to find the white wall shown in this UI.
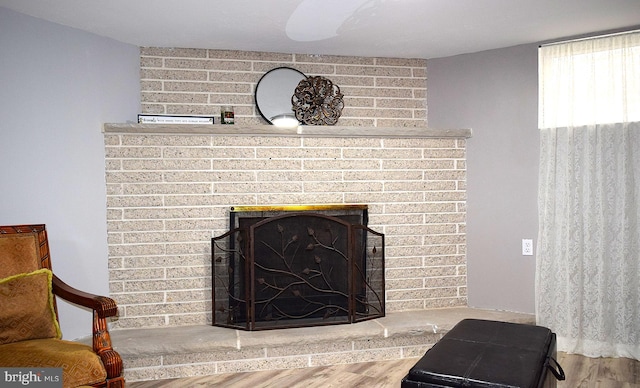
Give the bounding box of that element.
[0,7,140,339]
[427,44,540,314]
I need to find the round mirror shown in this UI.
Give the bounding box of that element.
[255,67,307,127]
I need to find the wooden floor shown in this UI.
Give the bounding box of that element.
[128,352,639,387]
[556,352,640,388]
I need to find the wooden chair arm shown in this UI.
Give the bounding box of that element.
[51,274,118,319]
[92,310,124,383]
[51,275,124,386]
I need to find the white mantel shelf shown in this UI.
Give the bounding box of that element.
[103,123,472,139]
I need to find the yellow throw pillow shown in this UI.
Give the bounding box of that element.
[0,268,62,344]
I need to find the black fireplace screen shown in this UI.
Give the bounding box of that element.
[212,205,384,330]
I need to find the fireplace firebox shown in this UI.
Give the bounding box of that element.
[211,204,385,331]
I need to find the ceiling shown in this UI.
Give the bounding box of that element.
[2,0,639,59]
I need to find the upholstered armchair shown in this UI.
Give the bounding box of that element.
[0,224,124,388]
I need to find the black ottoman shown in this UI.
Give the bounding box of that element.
[402,319,565,388]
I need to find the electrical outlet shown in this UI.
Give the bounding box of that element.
[522,239,533,256]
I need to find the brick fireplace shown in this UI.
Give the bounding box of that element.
[104,124,469,330]
[104,47,470,331]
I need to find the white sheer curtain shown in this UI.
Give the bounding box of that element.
[536,31,640,359]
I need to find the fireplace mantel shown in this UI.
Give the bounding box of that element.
[103,123,472,139]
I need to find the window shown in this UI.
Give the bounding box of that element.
[538,31,640,128]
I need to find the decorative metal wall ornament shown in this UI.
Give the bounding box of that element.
[292,76,344,125]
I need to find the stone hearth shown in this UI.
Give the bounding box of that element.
[103,307,534,382]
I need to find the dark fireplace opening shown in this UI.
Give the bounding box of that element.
[212,204,385,331]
